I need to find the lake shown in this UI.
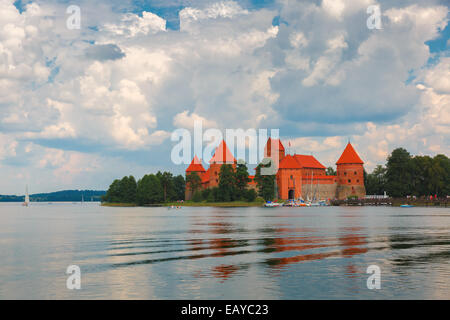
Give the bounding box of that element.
[0,203,449,299]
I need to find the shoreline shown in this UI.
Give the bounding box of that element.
[100,200,448,208]
[101,201,265,207]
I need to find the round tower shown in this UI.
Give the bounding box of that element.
[336,142,366,199]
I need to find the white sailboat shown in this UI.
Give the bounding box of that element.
[23,185,30,207]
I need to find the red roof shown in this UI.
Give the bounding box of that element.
[279,155,302,169]
[209,140,236,164]
[294,155,326,169]
[186,155,206,172]
[266,137,285,151]
[336,143,364,164]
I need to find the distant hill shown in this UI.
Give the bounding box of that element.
[0,190,106,202]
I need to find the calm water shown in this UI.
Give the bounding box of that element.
[0,203,449,299]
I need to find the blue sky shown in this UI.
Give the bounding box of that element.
[0,0,449,194]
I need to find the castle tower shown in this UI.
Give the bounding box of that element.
[264,138,285,164]
[208,140,236,188]
[277,155,302,200]
[185,155,206,200]
[336,142,366,199]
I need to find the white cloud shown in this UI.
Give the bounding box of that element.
[173,110,218,129]
[0,0,448,192]
[0,133,17,161]
[102,11,166,37]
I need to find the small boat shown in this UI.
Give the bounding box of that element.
[264,201,282,208]
[22,185,30,207]
[400,204,415,208]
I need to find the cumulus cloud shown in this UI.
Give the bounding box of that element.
[173,110,218,129]
[0,0,448,193]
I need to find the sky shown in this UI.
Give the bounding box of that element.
[0,0,449,194]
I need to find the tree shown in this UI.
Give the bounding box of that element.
[429,154,449,196]
[365,165,386,195]
[157,171,175,202]
[105,179,122,203]
[172,175,186,200]
[136,174,163,205]
[386,148,413,197]
[186,172,202,194]
[326,167,336,176]
[254,158,276,201]
[104,176,136,203]
[245,189,257,202]
[192,191,202,202]
[120,176,137,203]
[235,162,250,199]
[218,164,236,201]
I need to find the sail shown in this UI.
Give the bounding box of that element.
[24,186,30,205]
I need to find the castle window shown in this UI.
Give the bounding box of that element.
[354,171,357,175]
[348,179,351,183]
[357,179,359,183]
[344,172,347,176]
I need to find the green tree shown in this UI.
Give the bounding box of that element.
[201,188,211,201]
[365,165,386,195]
[244,189,257,202]
[105,179,122,203]
[326,167,336,176]
[192,191,202,202]
[156,171,175,202]
[186,172,202,194]
[254,158,276,201]
[235,162,250,199]
[172,175,186,200]
[136,174,163,205]
[206,190,216,202]
[428,155,449,196]
[386,148,413,197]
[120,176,137,203]
[218,164,236,201]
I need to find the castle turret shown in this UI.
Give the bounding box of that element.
[264,138,285,164]
[208,140,236,188]
[185,155,206,200]
[336,142,365,199]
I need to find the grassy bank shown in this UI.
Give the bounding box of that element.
[101,202,137,207]
[163,201,265,207]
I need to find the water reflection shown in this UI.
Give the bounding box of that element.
[1,204,449,299]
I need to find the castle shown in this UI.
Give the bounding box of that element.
[185,138,366,200]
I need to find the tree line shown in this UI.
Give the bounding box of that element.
[365,148,450,197]
[103,172,185,205]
